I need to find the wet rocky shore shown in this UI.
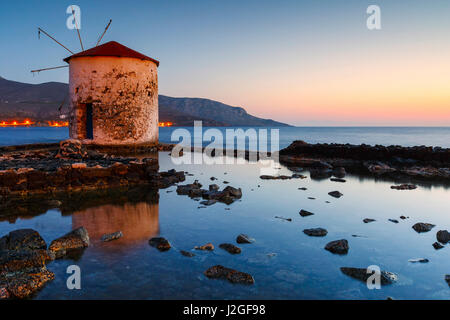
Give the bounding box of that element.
[279,140,450,180]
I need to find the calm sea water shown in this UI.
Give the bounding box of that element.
[0,128,449,299]
[0,152,449,299]
[0,126,449,148]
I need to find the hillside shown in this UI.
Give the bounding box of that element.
[0,76,290,126]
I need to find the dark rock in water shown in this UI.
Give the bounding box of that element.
[308,197,316,200]
[195,243,214,251]
[298,187,307,190]
[149,237,171,252]
[299,209,314,217]
[363,218,376,223]
[433,242,444,250]
[332,167,346,178]
[210,177,217,181]
[391,184,417,190]
[0,249,54,299]
[176,180,202,195]
[445,275,450,287]
[400,216,408,220]
[412,222,435,233]
[436,230,450,243]
[236,234,254,244]
[389,219,399,224]
[309,168,332,180]
[328,191,343,198]
[101,231,123,242]
[365,162,396,175]
[275,216,292,222]
[408,258,429,263]
[223,181,229,184]
[219,243,241,254]
[340,267,398,285]
[0,229,47,252]
[180,250,195,257]
[48,227,90,259]
[330,178,346,183]
[223,186,242,198]
[209,184,220,191]
[325,239,349,254]
[200,199,218,206]
[204,265,254,285]
[303,228,328,237]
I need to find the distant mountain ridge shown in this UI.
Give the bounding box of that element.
[0,76,290,126]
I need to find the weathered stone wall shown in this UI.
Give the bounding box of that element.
[68,56,158,145]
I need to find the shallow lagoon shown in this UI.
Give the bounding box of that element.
[0,152,449,299]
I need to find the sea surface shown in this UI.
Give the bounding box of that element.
[0,126,450,148]
[0,128,449,300]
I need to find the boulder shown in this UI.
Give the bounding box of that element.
[48,227,90,259]
[204,265,254,285]
[325,239,349,254]
[436,230,450,244]
[0,229,46,252]
[176,180,202,195]
[299,209,314,217]
[340,267,398,285]
[303,228,328,237]
[101,231,123,242]
[412,223,435,233]
[223,186,242,198]
[236,234,254,244]
[328,191,343,198]
[0,249,54,299]
[219,243,241,254]
[148,237,171,252]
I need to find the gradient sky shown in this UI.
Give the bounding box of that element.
[0,0,449,126]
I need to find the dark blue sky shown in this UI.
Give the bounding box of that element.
[1,1,449,125]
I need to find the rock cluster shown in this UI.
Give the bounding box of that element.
[176,182,242,205]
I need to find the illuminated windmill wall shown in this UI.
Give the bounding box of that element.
[63,41,159,145]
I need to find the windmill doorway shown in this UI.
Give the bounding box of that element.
[85,103,93,139]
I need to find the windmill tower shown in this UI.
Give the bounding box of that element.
[33,15,160,145]
[64,41,159,145]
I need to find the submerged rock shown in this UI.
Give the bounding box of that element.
[328,191,343,198]
[303,228,328,237]
[219,243,241,254]
[0,229,46,252]
[101,231,123,242]
[330,178,346,183]
[436,230,450,244]
[391,184,417,190]
[433,242,444,250]
[299,209,314,217]
[48,227,90,259]
[236,234,254,244]
[275,216,292,222]
[340,267,398,285]
[363,218,376,223]
[195,243,214,251]
[325,239,349,254]
[389,219,399,224]
[408,258,429,263]
[148,237,171,252]
[412,223,435,233]
[204,265,254,284]
[180,250,195,257]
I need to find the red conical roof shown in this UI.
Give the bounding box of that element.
[63,41,159,66]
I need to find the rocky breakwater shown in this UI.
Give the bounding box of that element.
[279,140,450,180]
[0,139,162,200]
